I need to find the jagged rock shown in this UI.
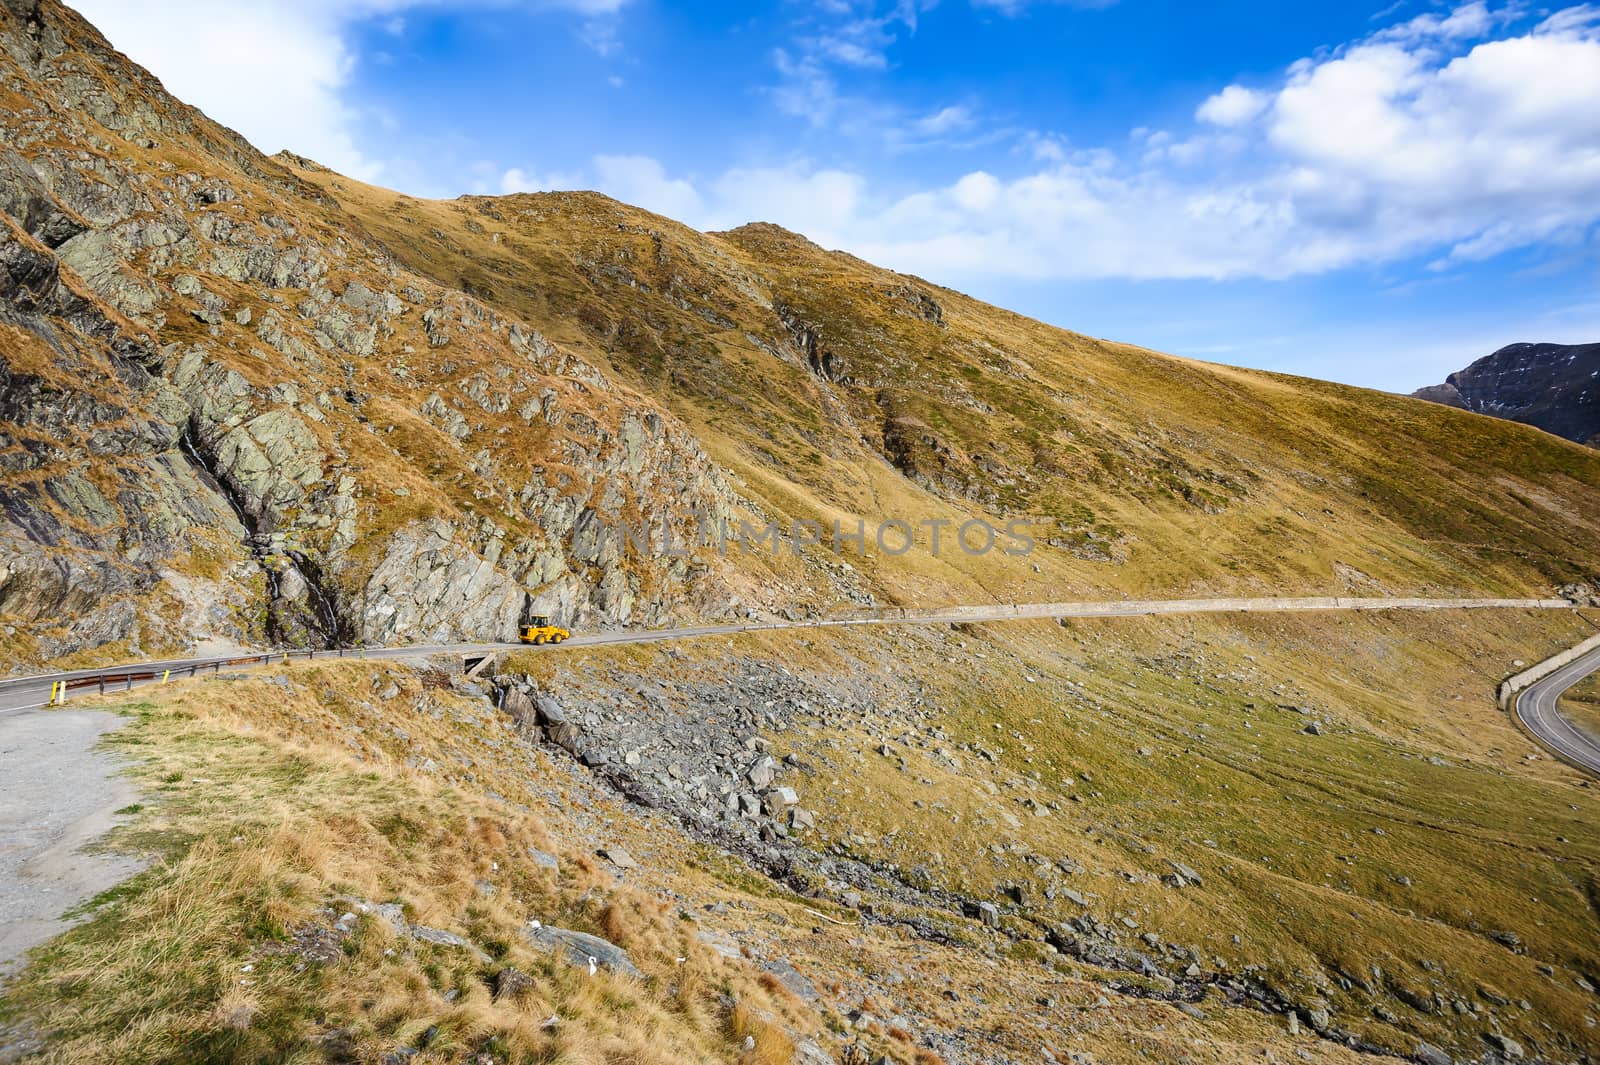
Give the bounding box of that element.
[0,149,83,247]
[526,924,642,978]
[793,1038,837,1065]
[1484,1032,1524,1059]
[1414,1042,1453,1065]
[746,754,778,788]
[599,845,638,870]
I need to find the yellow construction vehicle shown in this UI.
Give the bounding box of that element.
[518,615,570,645]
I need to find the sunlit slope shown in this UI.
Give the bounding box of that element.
[296,173,1600,607]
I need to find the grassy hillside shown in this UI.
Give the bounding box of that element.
[4,3,1600,1064]
[5,606,1597,1063]
[297,175,1600,613]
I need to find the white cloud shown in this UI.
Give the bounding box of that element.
[969,0,1121,12]
[561,4,1600,285]
[1371,0,1500,44]
[913,105,976,136]
[72,0,375,177]
[592,155,705,221]
[1196,85,1268,126]
[499,166,584,194]
[70,0,633,181]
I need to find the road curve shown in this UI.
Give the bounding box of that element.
[0,593,1574,717]
[1512,643,1600,777]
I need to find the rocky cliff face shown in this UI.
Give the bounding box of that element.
[0,0,741,662]
[1413,342,1600,447]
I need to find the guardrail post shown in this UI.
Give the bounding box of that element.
[98,676,105,695]
[126,675,132,692]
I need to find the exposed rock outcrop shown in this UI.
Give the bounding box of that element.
[0,0,741,658]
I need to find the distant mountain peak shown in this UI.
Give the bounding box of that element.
[1413,341,1600,447]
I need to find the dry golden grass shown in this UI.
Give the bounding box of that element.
[502,607,1600,1062]
[6,625,1532,1062]
[0,663,826,1065]
[294,166,1600,618]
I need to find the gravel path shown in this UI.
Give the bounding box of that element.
[0,710,144,977]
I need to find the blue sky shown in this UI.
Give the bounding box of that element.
[77,0,1600,391]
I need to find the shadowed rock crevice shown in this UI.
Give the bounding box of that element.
[176,421,347,649]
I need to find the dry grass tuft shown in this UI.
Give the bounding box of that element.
[729,1001,796,1065]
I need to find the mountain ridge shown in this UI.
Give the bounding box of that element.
[4,5,1600,1064]
[1412,341,1600,448]
[2,0,1600,670]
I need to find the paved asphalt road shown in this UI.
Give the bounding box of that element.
[1512,643,1600,776]
[0,710,144,975]
[0,594,1571,716]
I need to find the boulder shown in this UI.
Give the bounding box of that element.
[599,845,638,870]
[526,924,642,978]
[745,755,778,788]
[502,687,537,727]
[534,693,567,726]
[1484,1033,1524,1060]
[793,1038,837,1065]
[760,957,820,1003]
[493,967,534,1001]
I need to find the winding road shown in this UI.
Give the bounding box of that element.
[1,592,1597,979]
[1511,642,1600,776]
[2,595,1596,777]
[0,593,1579,715]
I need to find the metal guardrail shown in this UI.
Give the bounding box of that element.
[17,646,386,706]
